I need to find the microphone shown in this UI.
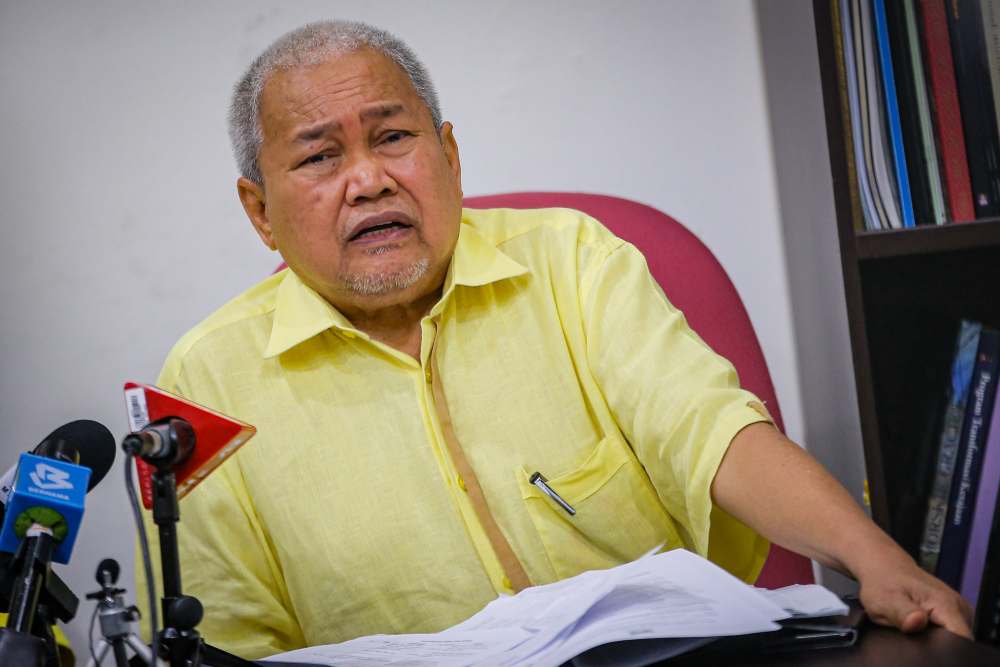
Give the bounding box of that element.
[96,557,120,588]
[0,420,115,659]
[122,384,259,667]
[123,382,255,507]
[0,420,116,563]
[0,420,116,512]
[122,417,195,468]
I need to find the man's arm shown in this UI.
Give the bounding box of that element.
[712,422,974,638]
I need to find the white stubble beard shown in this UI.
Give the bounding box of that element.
[338,250,431,296]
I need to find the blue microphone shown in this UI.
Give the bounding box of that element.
[0,419,115,650]
[0,453,90,564]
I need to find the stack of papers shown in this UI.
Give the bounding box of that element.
[755,584,850,619]
[264,549,847,667]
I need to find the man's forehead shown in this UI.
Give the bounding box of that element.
[260,49,421,134]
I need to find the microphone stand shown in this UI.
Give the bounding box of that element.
[0,531,79,667]
[127,428,256,667]
[85,558,153,667]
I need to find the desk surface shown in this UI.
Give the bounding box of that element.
[670,625,1000,667]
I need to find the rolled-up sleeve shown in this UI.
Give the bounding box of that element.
[581,240,772,582]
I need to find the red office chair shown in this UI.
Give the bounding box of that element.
[464,192,815,588]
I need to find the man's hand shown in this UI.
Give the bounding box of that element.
[855,551,973,638]
[712,423,974,639]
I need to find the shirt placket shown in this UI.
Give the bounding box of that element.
[418,316,531,595]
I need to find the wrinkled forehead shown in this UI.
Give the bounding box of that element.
[259,48,426,137]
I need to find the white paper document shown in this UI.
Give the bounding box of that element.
[756,583,849,619]
[264,549,842,667]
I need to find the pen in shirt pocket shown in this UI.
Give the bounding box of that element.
[530,472,576,515]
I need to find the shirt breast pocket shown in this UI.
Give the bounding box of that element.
[516,435,684,580]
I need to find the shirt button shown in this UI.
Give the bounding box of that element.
[457,475,467,492]
[502,576,513,590]
[425,367,433,383]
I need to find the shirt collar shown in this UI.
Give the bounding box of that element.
[263,218,528,358]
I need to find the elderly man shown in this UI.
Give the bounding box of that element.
[149,20,971,659]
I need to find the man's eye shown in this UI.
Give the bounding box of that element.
[381,131,411,144]
[302,153,332,166]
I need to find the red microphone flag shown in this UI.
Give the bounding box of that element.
[123,382,256,509]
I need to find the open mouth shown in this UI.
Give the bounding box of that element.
[349,221,412,242]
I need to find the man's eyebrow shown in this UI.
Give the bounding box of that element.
[294,121,340,143]
[360,103,404,121]
[292,104,406,143]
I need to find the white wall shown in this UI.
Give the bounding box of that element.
[1,1,813,657]
[755,0,867,593]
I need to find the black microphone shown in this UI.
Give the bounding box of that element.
[0,420,117,518]
[122,417,195,468]
[96,557,120,588]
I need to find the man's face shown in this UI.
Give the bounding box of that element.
[239,48,463,313]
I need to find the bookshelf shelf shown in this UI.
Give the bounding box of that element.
[855,218,1000,260]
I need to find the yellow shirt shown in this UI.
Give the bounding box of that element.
[142,207,770,659]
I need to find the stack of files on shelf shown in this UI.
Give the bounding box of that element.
[918,321,982,578]
[884,0,948,226]
[947,0,1000,219]
[263,549,847,667]
[937,326,1000,589]
[918,0,977,223]
[917,318,1000,641]
[834,0,1000,230]
[839,0,910,231]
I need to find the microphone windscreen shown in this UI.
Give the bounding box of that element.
[97,557,120,584]
[35,420,116,492]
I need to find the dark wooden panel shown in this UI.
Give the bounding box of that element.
[670,624,1000,666]
[856,218,1000,260]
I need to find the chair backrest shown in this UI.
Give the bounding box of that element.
[464,192,814,587]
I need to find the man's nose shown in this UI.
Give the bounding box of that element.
[344,152,397,204]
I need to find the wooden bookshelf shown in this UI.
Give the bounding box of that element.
[813,0,1000,568]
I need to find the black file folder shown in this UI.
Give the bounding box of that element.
[569,600,866,667]
[698,601,865,656]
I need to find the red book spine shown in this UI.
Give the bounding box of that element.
[920,0,976,221]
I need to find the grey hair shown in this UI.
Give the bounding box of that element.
[228,20,443,185]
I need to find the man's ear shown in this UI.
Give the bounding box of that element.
[439,122,463,195]
[237,177,277,250]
